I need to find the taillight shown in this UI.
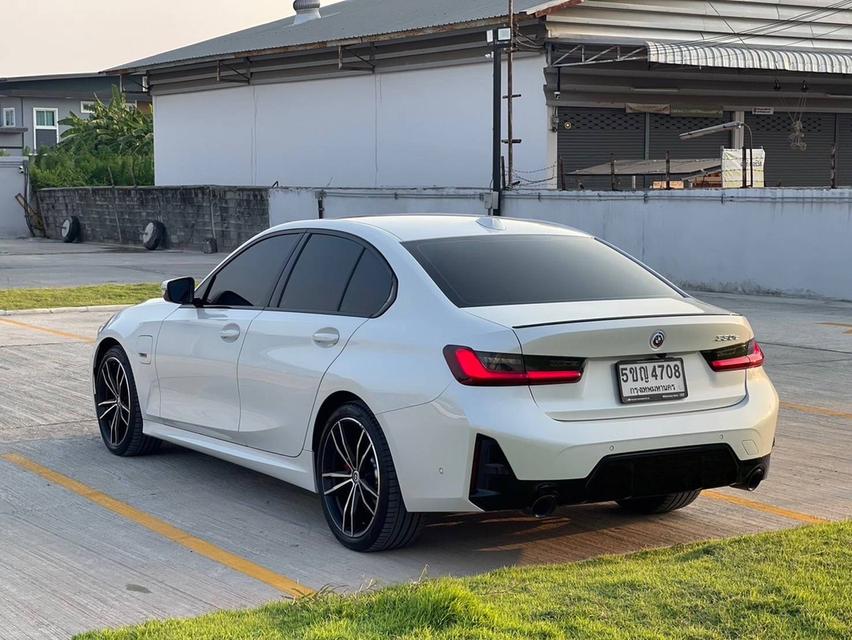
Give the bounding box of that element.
[444,345,584,386]
[703,340,765,372]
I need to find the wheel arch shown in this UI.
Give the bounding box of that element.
[93,337,122,374]
[310,390,370,454]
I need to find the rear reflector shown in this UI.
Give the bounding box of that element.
[704,340,765,372]
[444,345,584,386]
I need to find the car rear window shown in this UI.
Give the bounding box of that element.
[404,235,679,308]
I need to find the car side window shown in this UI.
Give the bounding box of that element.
[339,249,394,317]
[204,234,301,308]
[278,234,364,314]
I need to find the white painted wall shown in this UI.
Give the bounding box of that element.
[269,187,852,301]
[154,55,554,189]
[155,87,255,185]
[0,157,29,238]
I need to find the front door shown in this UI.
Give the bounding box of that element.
[237,232,396,456]
[153,232,302,440]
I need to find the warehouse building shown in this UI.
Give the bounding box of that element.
[114,0,852,190]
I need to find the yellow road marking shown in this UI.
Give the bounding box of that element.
[819,322,852,335]
[0,317,95,344]
[1,453,314,598]
[703,490,829,525]
[781,401,852,421]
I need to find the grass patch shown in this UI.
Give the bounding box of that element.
[76,522,851,640]
[0,283,162,311]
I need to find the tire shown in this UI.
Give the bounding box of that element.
[60,216,80,243]
[617,490,701,515]
[142,221,166,251]
[94,346,161,457]
[316,402,424,552]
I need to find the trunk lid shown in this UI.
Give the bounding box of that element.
[466,297,753,421]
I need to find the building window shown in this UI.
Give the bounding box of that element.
[81,101,97,115]
[33,108,59,150]
[2,108,14,128]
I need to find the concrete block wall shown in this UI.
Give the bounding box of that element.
[37,186,269,252]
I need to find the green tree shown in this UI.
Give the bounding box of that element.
[30,87,154,190]
[60,87,153,155]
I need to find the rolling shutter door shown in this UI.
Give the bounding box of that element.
[558,108,645,190]
[649,114,731,160]
[746,113,836,187]
[834,114,852,187]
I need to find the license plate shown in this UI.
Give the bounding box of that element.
[617,358,688,404]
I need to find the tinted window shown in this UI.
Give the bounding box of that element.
[340,250,394,317]
[405,235,678,308]
[205,234,300,307]
[279,234,364,314]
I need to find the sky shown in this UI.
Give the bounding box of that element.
[0,1,337,78]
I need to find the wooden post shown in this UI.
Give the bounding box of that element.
[610,154,616,191]
[831,144,838,189]
[665,151,671,190]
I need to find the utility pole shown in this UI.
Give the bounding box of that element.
[492,28,503,214]
[506,0,515,190]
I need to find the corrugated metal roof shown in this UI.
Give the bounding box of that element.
[647,41,852,75]
[113,0,560,72]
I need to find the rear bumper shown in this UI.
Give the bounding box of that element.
[378,368,778,513]
[469,437,770,511]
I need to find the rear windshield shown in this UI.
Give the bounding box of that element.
[404,235,679,308]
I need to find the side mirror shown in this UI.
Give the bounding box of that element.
[162,277,196,305]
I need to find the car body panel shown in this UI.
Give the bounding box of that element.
[154,307,261,440]
[513,313,754,421]
[237,310,368,456]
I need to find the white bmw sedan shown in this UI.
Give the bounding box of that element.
[93,215,778,551]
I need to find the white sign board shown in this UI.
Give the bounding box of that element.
[722,148,766,188]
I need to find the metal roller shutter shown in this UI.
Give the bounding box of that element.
[746,113,836,187]
[834,114,852,187]
[558,108,645,190]
[649,114,731,161]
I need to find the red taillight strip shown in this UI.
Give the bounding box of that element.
[710,342,765,372]
[445,346,584,386]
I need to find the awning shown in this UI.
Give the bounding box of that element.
[647,41,852,75]
[569,158,721,177]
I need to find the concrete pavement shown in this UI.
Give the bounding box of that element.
[0,238,221,289]
[0,292,849,638]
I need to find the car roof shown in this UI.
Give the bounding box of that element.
[269,215,591,243]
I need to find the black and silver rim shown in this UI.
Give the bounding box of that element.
[320,417,381,538]
[96,357,131,447]
[142,223,156,244]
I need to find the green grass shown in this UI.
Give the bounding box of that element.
[76,522,851,640]
[0,283,162,311]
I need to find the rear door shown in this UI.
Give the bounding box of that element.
[237,232,396,456]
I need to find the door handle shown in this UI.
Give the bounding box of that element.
[220,325,241,342]
[312,328,340,347]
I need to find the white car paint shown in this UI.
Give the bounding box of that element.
[94,215,779,516]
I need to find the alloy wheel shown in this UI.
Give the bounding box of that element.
[96,356,132,448]
[320,417,381,538]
